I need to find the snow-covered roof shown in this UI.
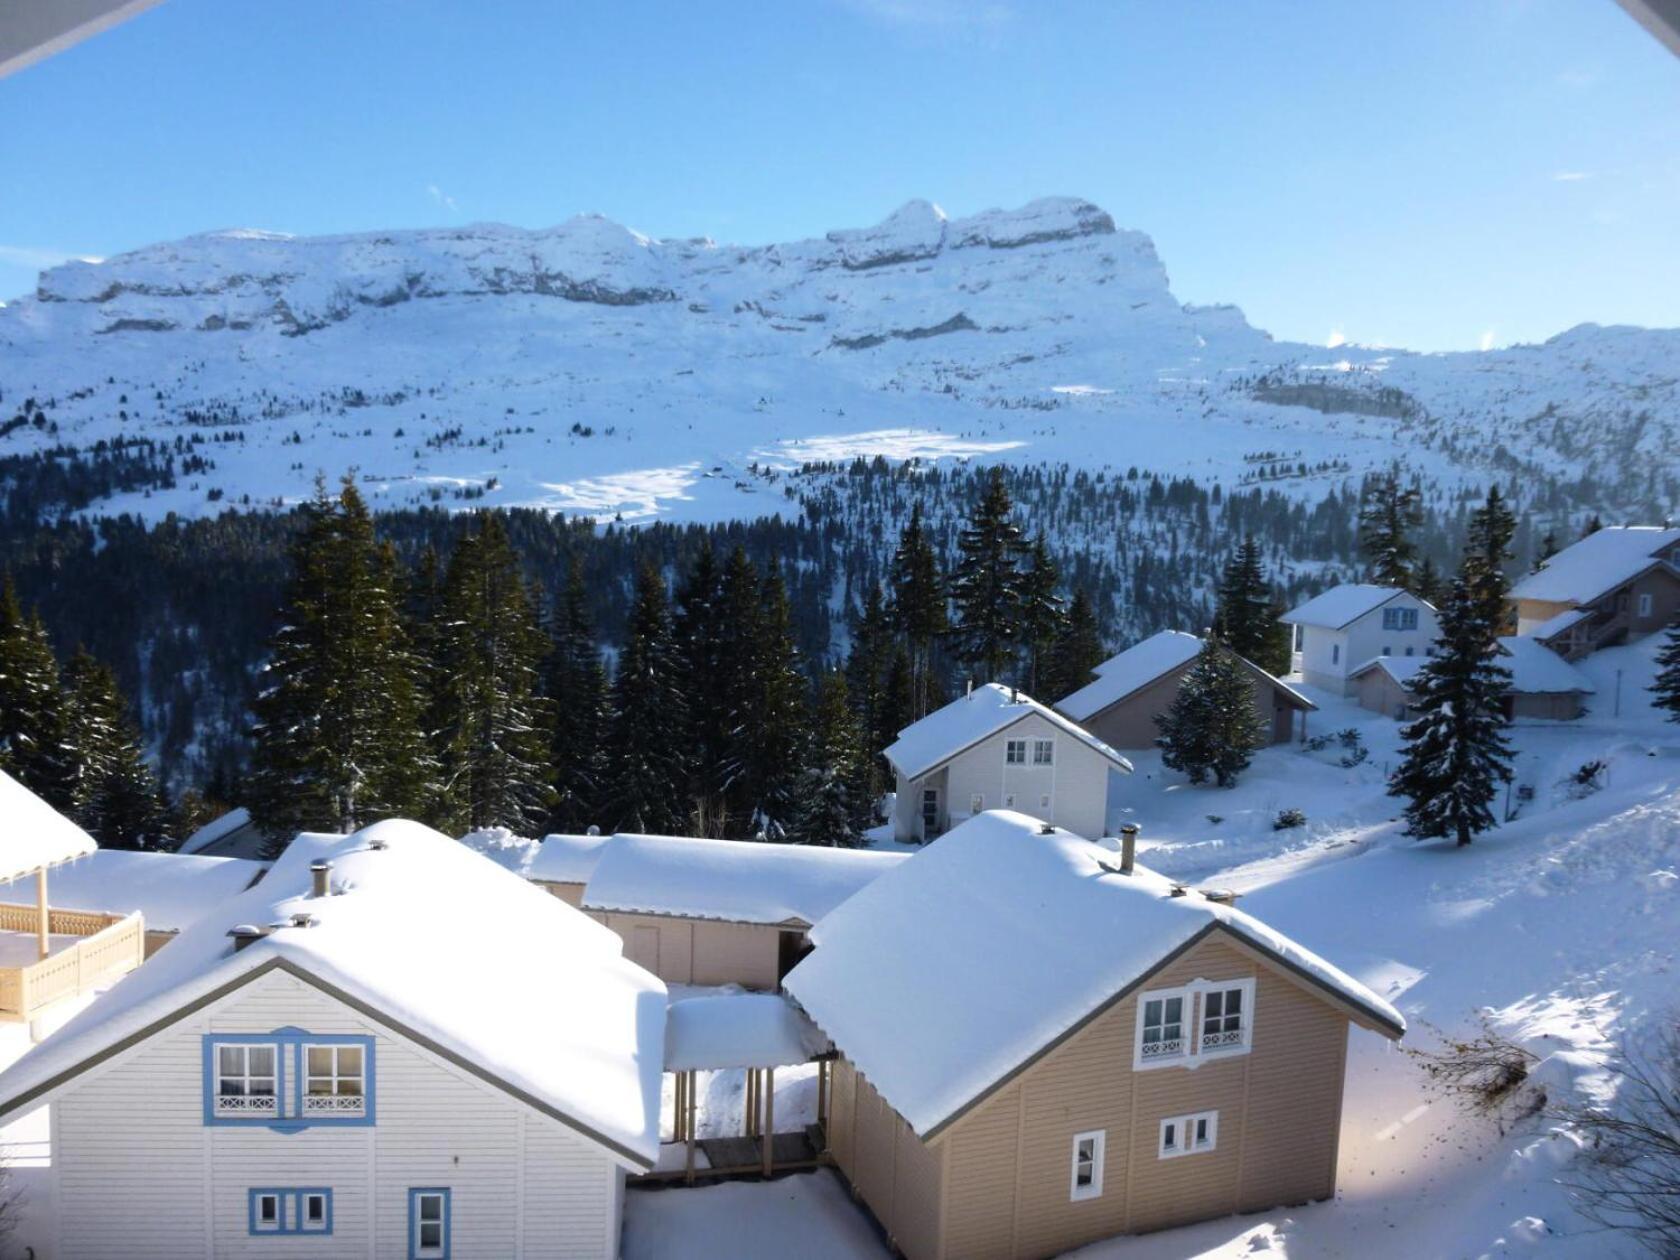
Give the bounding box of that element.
[1511,526,1680,605]
[0,819,667,1167]
[0,770,97,883]
[28,849,265,932]
[582,834,907,928]
[1529,607,1591,639]
[664,992,832,1072]
[456,826,541,876]
[176,806,255,856]
[1059,631,1314,721]
[884,683,1133,781]
[528,831,613,885]
[1351,637,1593,697]
[784,811,1405,1139]
[1280,584,1416,630]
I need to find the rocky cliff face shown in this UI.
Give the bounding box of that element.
[1,197,1674,523]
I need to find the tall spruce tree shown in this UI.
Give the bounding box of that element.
[792,671,869,847]
[604,564,691,834]
[1214,537,1289,672]
[1414,555,1446,607]
[1358,472,1423,589]
[1651,614,1680,723]
[1018,535,1065,695]
[544,556,609,834]
[711,547,765,833]
[62,650,167,849]
[1464,485,1517,635]
[1154,638,1262,787]
[844,585,895,802]
[725,567,809,838]
[0,576,68,804]
[429,512,554,832]
[949,468,1028,685]
[1046,588,1106,699]
[249,479,435,844]
[673,545,730,834]
[1387,570,1514,846]
[888,503,948,720]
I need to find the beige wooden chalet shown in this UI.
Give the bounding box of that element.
[784,811,1405,1260]
[0,770,144,1023]
[1512,525,1680,659]
[530,831,905,990]
[1057,630,1316,750]
[885,683,1132,842]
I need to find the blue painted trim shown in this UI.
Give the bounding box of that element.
[203,1030,376,1132]
[407,1187,452,1260]
[247,1187,333,1235]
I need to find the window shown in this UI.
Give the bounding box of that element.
[1331,643,1340,665]
[204,1032,375,1128]
[1039,793,1051,808]
[409,1189,451,1259]
[1159,1110,1218,1159]
[214,1043,277,1116]
[1638,592,1653,618]
[248,1188,332,1235]
[304,1043,365,1116]
[1382,644,1391,656]
[1005,738,1028,765]
[1382,607,1419,631]
[1405,646,1415,656]
[1032,738,1054,766]
[1003,793,1016,808]
[969,793,984,815]
[1134,978,1256,1069]
[1069,1130,1106,1201]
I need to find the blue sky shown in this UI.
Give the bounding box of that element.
[2,0,1676,350]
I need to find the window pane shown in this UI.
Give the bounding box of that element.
[1226,988,1242,1015]
[1164,997,1182,1023]
[219,1080,243,1097]
[306,1195,324,1223]
[420,1196,442,1222]
[1144,999,1161,1027]
[1195,1118,1207,1143]
[1204,992,1223,1019]
[259,1195,277,1222]
[338,1046,362,1075]
[250,1076,275,1096]
[421,1223,442,1247]
[219,1045,243,1074]
[336,1080,362,1097]
[307,1046,333,1075]
[1163,1123,1176,1148]
[248,1046,275,1075]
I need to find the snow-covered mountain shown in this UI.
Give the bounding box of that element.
[2,196,1675,522]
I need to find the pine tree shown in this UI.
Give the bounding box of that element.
[1154,637,1262,787]
[429,512,554,832]
[1532,531,1560,573]
[1465,486,1517,636]
[248,478,435,845]
[544,556,609,834]
[1018,535,1065,695]
[1358,473,1423,589]
[711,547,765,833]
[61,649,168,848]
[949,468,1028,685]
[888,503,948,720]
[792,671,869,846]
[1582,514,1604,538]
[673,544,729,834]
[844,585,894,802]
[1214,539,1272,661]
[1046,588,1106,698]
[1651,614,1680,723]
[726,567,809,838]
[0,576,68,804]
[1387,572,1514,846]
[1414,555,1446,607]
[604,564,691,834]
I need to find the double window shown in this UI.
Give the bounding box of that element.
[1382,606,1419,631]
[1134,978,1255,1069]
[1005,738,1028,765]
[205,1031,375,1128]
[249,1188,332,1235]
[409,1188,451,1259]
[1032,738,1054,766]
[1005,737,1055,766]
[1069,1130,1106,1201]
[1159,1110,1218,1159]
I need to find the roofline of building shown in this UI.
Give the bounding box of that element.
[0,954,657,1170]
[581,902,812,931]
[888,705,1133,783]
[1281,587,1433,632]
[1062,644,1316,724]
[909,919,1404,1143]
[1512,558,1680,613]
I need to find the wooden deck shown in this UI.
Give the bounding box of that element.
[0,905,145,1021]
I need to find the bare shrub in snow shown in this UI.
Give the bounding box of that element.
[1407,1015,1541,1127]
[1562,759,1607,800]
[1550,1018,1680,1257]
[1272,807,1306,831]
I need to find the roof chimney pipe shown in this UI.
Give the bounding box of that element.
[310,860,333,899]
[1119,823,1139,876]
[227,924,268,952]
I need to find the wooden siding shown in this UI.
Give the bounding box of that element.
[923,930,1359,1258]
[535,880,588,908]
[1082,661,1302,752]
[45,967,622,1260]
[594,911,782,990]
[828,1058,945,1260]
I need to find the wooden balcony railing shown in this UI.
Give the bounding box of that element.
[0,905,145,1022]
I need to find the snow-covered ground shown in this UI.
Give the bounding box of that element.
[635,638,1680,1258]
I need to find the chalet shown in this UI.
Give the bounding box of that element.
[0,819,666,1260]
[1349,634,1596,722]
[1511,526,1680,659]
[884,683,1133,842]
[0,771,145,1025]
[1280,585,1440,696]
[176,806,282,861]
[39,847,267,957]
[784,810,1404,1260]
[1057,630,1316,749]
[531,831,904,990]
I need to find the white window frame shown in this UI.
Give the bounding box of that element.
[253,1191,282,1233]
[1159,1110,1219,1159]
[1638,592,1653,618]
[1005,738,1028,766]
[1069,1129,1106,1201]
[300,1191,329,1232]
[303,1043,366,1116]
[411,1191,448,1258]
[1198,980,1255,1055]
[214,1042,278,1116]
[1133,978,1257,1070]
[1032,738,1055,766]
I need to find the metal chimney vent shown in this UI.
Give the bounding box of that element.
[309,860,333,898]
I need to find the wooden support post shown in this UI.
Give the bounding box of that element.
[763,1066,775,1177]
[672,1071,684,1143]
[745,1069,758,1139]
[684,1071,697,1185]
[816,1059,828,1134]
[35,866,49,961]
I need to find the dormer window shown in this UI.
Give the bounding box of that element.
[205,1031,375,1128]
[1134,978,1256,1069]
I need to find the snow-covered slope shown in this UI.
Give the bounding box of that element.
[2,196,1675,522]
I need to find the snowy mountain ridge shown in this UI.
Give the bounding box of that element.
[1,196,1675,523]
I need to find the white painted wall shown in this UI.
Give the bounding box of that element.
[36,968,625,1259]
[1297,595,1439,696]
